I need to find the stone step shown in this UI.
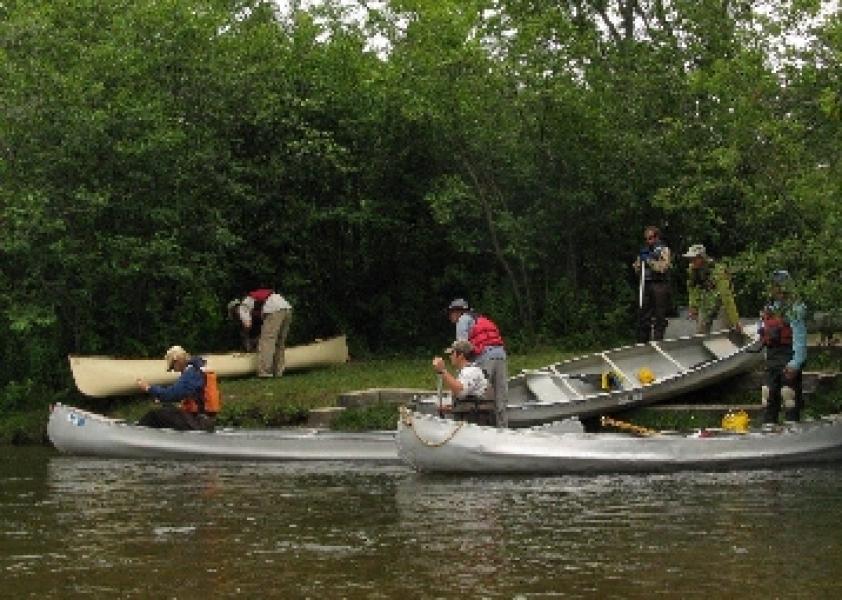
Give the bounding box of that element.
[337,388,435,408]
[306,406,346,428]
[310,388,436,429]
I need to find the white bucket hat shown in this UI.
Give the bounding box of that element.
[164,345,188,371]
[682,244,707,258]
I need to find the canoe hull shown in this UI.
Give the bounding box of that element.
[416,329,763,426]
[397,410,842,474]
[69,335,349,397]
[508,335,762,426]
[48,403,398,462]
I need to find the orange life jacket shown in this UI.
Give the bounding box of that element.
[180,370,222,416]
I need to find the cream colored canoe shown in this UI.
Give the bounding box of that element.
[69,335,349,397]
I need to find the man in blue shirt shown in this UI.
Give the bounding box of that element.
[136,345,212,431]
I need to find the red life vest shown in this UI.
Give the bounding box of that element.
[247,289,274,325]
[469,315,504,355]
[761,311,793,348]
[248,289,274,302]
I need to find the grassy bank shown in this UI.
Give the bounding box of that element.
[1,349,572,445]
[5,346,841,445]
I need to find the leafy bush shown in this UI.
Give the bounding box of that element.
[331,404,399,432]
[215,402,308,428]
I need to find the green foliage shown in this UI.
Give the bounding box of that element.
[331,404,400,432]
[1,0,840,410]
[806,386,842,418]
[0,380,47,415]
[620,408,724,432]
[216,402,309,428]
[0,408,48,445]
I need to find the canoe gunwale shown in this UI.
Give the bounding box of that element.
[414,330,763,426]
[397,410,842,474]
[48,403,400,462]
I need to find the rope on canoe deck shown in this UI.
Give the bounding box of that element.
[400,406,465,448]
[600,416,657,437]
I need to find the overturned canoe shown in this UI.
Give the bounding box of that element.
[417,329,762,427]
[69,335,349,397]
[397,408,842,474]
[48,403,398,461]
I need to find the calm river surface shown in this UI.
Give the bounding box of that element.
[3,447,842,599]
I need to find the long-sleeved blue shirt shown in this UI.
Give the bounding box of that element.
[147,356,206,403]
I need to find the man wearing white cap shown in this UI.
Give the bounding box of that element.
[683,244,742,334]
[432,340,492,425]
[446,298,508,426]
[135,345,212,430]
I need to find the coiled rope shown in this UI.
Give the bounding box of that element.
[400,406,465,448]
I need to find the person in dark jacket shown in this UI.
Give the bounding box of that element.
[632,225,673,342]
[136,345,213,431]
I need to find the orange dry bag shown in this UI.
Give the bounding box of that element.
[202,370,221,415]
[180,370,222,415]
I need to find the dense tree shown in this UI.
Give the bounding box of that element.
[1,0,839,409]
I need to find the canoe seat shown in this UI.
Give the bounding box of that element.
[702,338,737,359]
[452,398,496,426]
[526,373,571,403]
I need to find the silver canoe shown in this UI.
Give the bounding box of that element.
[68,335,350,398]
[417,329,762,427]
[397,408,842,474]
[48,403,399,462]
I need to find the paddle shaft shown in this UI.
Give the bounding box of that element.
[436,374,444,417]
[638,259,645,308]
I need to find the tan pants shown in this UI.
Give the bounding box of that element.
[258,308,292,376]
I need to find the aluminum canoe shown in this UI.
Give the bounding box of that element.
[68,335,349,397]
[48,403,399,462]
[397,408,842,474]
[417,328,763,427]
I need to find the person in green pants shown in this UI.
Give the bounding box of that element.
[682,244,742,334]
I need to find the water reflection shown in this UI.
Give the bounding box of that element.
[2,450,842,598]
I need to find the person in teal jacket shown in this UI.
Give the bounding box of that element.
[759,270,808,423]
[682,244,742,334]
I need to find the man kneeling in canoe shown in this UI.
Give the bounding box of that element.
[432,340,495,426]
[136,345,216,431]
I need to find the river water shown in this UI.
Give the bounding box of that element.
[3,447,842,599]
